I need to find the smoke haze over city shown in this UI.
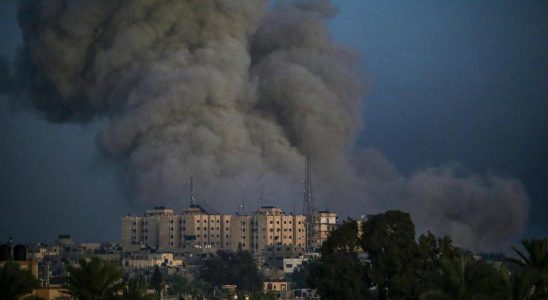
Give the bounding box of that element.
[1,0,547,252]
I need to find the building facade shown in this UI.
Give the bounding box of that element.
[309,211,338,249]
[122,206,309,254]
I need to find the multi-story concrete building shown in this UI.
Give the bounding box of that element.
[122,205,308,255]
[309,211,338,249]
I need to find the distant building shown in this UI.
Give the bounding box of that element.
[263,280,292,299]
[263,244,305,270]
[122,205,308,254]
[309,211,337,249]
[283,257,307,274]
[122,252,183,270]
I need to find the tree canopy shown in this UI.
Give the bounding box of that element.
[63,257,124,300]
[307,210,547,300]
[0,262,40,300]
[199,250,262,293]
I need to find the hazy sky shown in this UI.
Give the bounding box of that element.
[1,0,547,243]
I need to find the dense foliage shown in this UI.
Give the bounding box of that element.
[121,276,157,300]
[306,210,548,300]
[0,262,40,300]
[199,250,263,293]
[63,257,125,300]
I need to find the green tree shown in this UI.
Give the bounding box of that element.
[287,259,317,290]
[166,274,189,295]
[308,220,372,299]
[507,239,548,297]
[63,257,124,300]
[360,210,422,299]
[502,267,542,300]
[0,262,40,300]
[150,266,163,295]
[420,254,507,300]
[199,250,262,293]
[121,277,157,300]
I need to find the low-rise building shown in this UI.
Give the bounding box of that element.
[122,252,183,270]
[283,257,307,274]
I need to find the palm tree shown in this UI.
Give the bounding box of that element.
[507,239,548,298]
[121,277,157,300]
[502,268,542,300]
[0,262,40,300]
[420,254,507,300]
[63,257,124,300]
[508,239,548,272]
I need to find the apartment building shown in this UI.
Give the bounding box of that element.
[309,210,338,249]
[121,205,309,254]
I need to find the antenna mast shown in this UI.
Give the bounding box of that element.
[303,157,316,251]
[188,177,195,206]
[303,157,315,216]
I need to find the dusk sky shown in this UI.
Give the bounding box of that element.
[1,0,547,247]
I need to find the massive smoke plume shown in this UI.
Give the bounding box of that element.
[3,0,528,250]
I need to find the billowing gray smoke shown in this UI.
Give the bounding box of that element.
[6,0,528,250]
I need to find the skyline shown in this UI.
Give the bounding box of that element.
[1,0,547,250]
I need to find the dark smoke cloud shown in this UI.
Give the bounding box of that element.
[3,0,528,250]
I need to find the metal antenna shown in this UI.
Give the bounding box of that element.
[188,177,195,206]
[239,191,246,215]
[303,157,316,251]
[303,157,315,216]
